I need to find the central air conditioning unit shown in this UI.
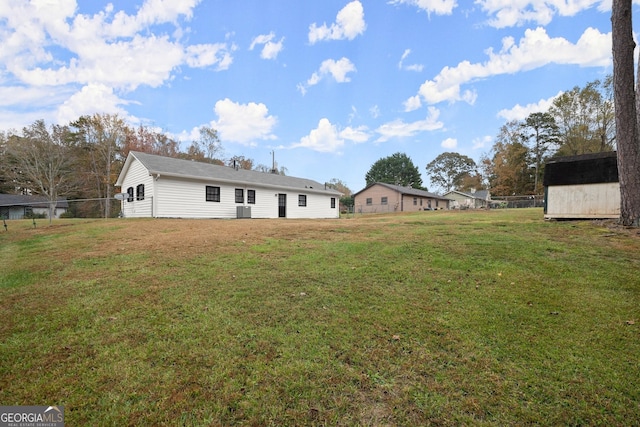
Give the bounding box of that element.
[236,206,251,219]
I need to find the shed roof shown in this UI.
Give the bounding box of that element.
[116,151,342,196]
[543,151,618,186]
[354,182,451,200]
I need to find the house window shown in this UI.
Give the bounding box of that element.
[206,186,220,202]
[247,190,256,204]
[381,197,388,205]
[331,197,336,209]
[366,198,372,206]
[235,189,244,203]
[136,184,145,201]
[436,200,439,208]
[420,199,423,206]
[298,195,307,207]
[126,187,134,202]
[413,197,417,206]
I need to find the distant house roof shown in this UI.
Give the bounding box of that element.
[0,194,69,208]
[443,189,490,200]
[353,182,451,200]
[116,151,342,196]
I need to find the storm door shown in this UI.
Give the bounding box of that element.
[278,194,286,218]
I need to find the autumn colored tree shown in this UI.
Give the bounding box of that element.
[482,121,534,196]
[70,114,128,218]
[548,78,615,156]
[183,126,223,163]
[5,120,75,222]
[123,125,180,158]
[227,155,254,170]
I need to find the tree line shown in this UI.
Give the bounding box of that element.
[0,114,286,218]
[364,77,615,198]
[0,76,619,218]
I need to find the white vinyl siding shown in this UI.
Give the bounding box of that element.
[117,153,340,219]
[120,159,154,218]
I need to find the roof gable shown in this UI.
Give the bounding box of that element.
[116,151,342,195]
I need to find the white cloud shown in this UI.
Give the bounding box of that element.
[404,95,422,112]
[300,57,357,93]
[375,107,444,142]
[472,135,493,150]
[0,0,235,117]
[476,0,602,29]
[185,43,236,70]
[56,84,133,124]
[293,118,345,153]
[415,26,611,106]
[0,85,73,108]
[370,105,381,118]
[210,98,277,146]
[340,125,371,143]
[388,0,457,16]
[398,49,424,72]
[250,32,284,60]
[308,1,366,44]
[497,91,562,121]
[441,137,458,149]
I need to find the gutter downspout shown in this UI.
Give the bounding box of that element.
[153,173,160,218]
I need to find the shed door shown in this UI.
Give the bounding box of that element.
[278,194,286,218]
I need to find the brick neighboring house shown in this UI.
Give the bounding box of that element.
[443,189,491,209]
[0,194,69,219]
[353,182,451,214]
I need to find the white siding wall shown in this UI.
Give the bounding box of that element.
[154,178,271,218]
[152,178,339,219]
[118,158,339,219]
[285,192,338,219]
[545,183,620,219]
[120,159,154,218]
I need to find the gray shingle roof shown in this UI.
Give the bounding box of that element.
[0,194,69,208]
[120,151,342,195]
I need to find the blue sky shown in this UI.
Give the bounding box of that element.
[0,0,619,192]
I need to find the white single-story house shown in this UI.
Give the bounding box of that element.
[543,151,619,219]
[115,151,342,219]
[0,194,68,220]
[442,189,491,209]
[352,182,451,214]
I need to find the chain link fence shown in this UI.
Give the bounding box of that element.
[490,195,545,209]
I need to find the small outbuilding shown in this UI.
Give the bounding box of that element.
[352,182,451,214]
[115,151,342,219]
[543,151,619,219]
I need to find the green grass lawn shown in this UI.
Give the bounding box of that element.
[1,209,639,425]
